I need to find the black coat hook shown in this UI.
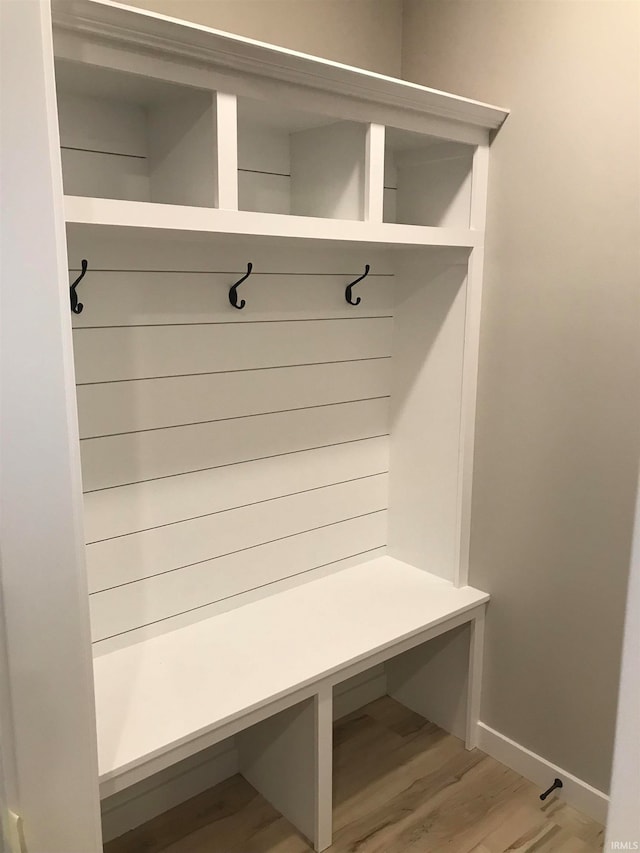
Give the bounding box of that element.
[540,778,563,801]
[70,259,88,315]
[229,262,253,310]
[345,264,370,306]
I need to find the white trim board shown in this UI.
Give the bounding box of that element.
[476,722,609,825]
[51,0,508,132]
[64,196,482,249]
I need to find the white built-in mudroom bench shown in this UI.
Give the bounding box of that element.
[2,1,509,849]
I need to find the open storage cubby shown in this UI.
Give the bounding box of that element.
[384,127,475,228]
[55,60,223,208]
[333,623,473,742]
[237,97,369,220]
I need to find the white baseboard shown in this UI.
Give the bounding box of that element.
[102,669,387,843]
[476,721,609,825]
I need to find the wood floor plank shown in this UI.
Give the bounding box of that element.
[104,698,604,853]
[539,799,606,848]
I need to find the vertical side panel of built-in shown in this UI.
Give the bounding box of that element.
[0,1,102,849]
[455,141,490,586]
[387,249,468,582]
[215,91,238,210]
[364,123,385,222]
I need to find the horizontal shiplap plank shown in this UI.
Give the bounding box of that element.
[84,437,389,541]
[87,474,388,593]
[92,548,387,655]
[58,93,148,158]
[238,171,290,216]
[62,149,151,202]
[70,270,392,327]
[73,318,392,383]
[89,510,388,642]
[81,398,389,491]
[77,359,391,438]
[66,229,394,278]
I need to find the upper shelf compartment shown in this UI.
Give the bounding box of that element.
[237,98,368,221]
[55,61,222,208]
[384,128,474,229]
[52,0,508,244]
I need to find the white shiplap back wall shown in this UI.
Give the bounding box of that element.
[67,231,392,652]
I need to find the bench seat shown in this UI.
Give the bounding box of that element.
[94,556,488,797]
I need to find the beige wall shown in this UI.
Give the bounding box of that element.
[403,0,640,792]
[127,0,403,76]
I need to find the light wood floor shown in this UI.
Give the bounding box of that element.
[105,697,604,853]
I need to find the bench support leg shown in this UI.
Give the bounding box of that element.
[465,607,485,749]
[236,688,333,852]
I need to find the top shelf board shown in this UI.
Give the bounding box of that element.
[51,0,509,139]
[64,195,482,249]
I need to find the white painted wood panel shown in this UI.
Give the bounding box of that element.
[61,148,150,202]
[238,111,291,174]
[57,83,221,208]
[70,229,393,643]
[93,549,387,655]
[80,397,389,491]
[396,154,472,229]
[57,92,150,201]
[237,694,331,851]
[147,90,218,208]
[365,123,385,223]
[51,3,508,138]
[455,143,490,586]
[84,437,389,541]
[73,318,392,383]
[90,512,388,641]
[64,196,482,248]
[388,256,467,582]
[57,92,147,157]
[386,622,470,740]
[384,134,474,228]
[87,474,388,592]
[290,122,367,220]
[77,359,391,437]
[69,270,393,328]
[383,188,397,223]
[237,105,291,214]
[1,2,103,848]
[214,92,237,210]
[238,170,291,215]
[65,224,392,276]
